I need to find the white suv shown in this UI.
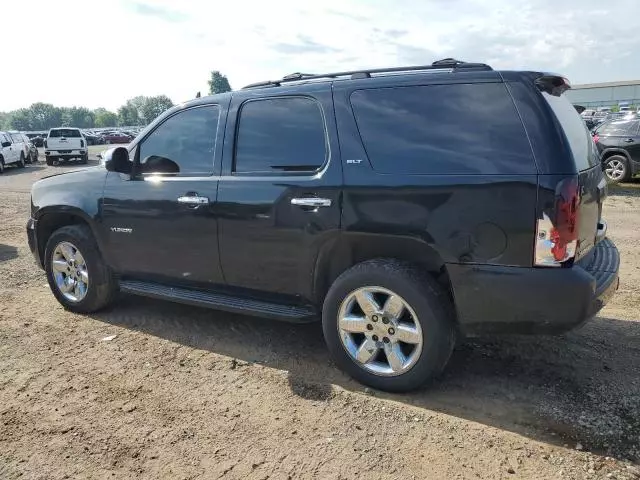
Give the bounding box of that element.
[0,131,28,173]
[45,128,88,166]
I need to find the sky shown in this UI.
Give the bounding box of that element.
[2,0,639,112]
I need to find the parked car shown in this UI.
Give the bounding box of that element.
[0,131,27,173]
[82,131,103,146]
[8,132,31,164]
[44,128,88,166]
[27,140,39,163]
[102,132,131,144]
[27,59,619,392]
[593,119,640,183]
[28,134,46,148]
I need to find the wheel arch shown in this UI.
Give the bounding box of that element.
[313,233,454,309]
[35,207,107,269]
[600,148,631,163]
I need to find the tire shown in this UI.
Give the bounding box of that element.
[322,259,456,392]
[18,153,26,168]
[603,155,630,183]
[0,158,4,174]
[80,153,88,164]
[46,156,55,166]
[44,224,117,313]
[26,152,33,164]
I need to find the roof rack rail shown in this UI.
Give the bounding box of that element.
[242,58,492,89]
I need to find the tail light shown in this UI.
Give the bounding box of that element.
[535,178,580,267]
[593,134,599,144]
[80,139,85,148]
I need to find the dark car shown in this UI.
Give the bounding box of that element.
[27,141,39,163]
[82,131,103,146]
[593,119,640,183]
[26,59,619,392]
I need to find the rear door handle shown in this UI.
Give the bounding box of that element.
[291,197,332,208]
[177,195,209,205]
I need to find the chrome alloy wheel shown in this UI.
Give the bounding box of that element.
[337,287,423,376]
[51,241,89,302]
[605,158,626,181]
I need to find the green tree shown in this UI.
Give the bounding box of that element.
[140,95,174,124]
[208,70,232,95]
[62,107,94,128]
[94,108,118,127]
[27,103,63,130]
[117,104,140,126]
[610,105,620,113]
[0,112,8,130]
[7,109,32,130]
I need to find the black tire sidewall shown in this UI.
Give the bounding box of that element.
[322,260,455,392]
[44,225,113,313]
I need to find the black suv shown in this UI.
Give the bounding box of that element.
[593,118,640,183]
[27,59,620,392]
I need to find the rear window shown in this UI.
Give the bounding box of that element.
[49,129,82,138]
[350,83,536,175]
[542,93,598,171]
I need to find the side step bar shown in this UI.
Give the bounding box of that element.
[119,280,317,323]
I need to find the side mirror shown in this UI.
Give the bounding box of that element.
[104,147,132,174]
[1,141,11,148]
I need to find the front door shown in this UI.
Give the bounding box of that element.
[101,102,227,287]
[216,87,342,303]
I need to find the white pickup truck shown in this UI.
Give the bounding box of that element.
[45,128,88,166]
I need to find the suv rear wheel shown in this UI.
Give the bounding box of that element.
[603,155,630,183]
[322,259,456,392]
[18,153,25,168]
[0,158,4,174]
[44,224,117,313]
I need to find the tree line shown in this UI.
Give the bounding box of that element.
[0,70,232,131]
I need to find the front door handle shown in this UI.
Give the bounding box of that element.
[177,195,209,205]
[291,197,332,208]
[624,138,635,143]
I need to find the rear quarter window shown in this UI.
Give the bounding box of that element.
[542,93,598,171]
[350,83,536,175]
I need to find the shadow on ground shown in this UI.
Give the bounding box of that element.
[0,244,18,262]
[90,295,640,462]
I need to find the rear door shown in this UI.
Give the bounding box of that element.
[217,85,342,302]
[542,92,604,258]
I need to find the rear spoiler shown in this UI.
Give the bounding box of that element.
[535,75,571,97]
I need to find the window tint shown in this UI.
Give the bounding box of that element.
[49,129,82,138]
[0,134,9,144]
[350,83,535,175]
[597,120,639,136]
[139,105,219,175]
[234,97,327,173]
[543,93,598,171]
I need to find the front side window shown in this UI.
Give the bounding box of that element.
[138,105,219,176]
[234,97,327,174]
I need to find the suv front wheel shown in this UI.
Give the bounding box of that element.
[44,224,117,313]
[322,259,456,392]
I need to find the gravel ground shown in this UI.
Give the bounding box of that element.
[0,162,639,479]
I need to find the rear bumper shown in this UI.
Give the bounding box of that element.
[449,238,620,335]
[45,149,86,157]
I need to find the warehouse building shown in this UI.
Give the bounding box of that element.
[565,80,640,109]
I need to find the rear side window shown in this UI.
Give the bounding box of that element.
[10,133,23,143]
[597,120,640,136]
[234,97,327,174]
[350,83,535,175]
[542,93,598,171]
[49,129,82,138]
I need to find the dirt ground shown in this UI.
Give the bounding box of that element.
[0,160,639,479]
